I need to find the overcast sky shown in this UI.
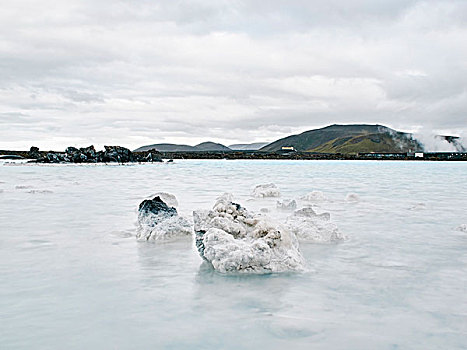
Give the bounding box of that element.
[0,0,466,150]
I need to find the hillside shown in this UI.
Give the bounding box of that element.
[134,143,196,152]
[134,141,231,152]
[134,125,464,154]
[194,142,231,151]
[261,124,423,153]
[229,142,269,150]
[309,133,422,153]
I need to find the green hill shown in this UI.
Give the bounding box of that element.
[261,124,423,153]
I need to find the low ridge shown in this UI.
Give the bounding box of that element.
[134,141,231,152]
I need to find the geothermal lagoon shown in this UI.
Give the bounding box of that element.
[1,160,467,349]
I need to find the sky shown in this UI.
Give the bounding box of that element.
[0,0,466,150]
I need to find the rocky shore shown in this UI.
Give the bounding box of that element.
[1,147,466,162]
[152,151,467,161]
[0,146,163,163]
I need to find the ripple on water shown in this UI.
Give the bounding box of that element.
[27,190,54,194]
[15,185,34,189]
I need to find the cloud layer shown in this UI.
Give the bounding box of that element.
[1,0,466,150]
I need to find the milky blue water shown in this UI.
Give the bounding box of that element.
[1,160,466,349]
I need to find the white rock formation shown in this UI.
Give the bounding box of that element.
[193,193,304,273]
[276,199,297,210]
[251,183,281,198]
[286,207,344,243]
[136,196,192,241]
[301,191,327,202]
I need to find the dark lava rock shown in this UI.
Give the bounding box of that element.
[28,146,41,159]
[46,152,61,163]
[30,144,144,163]
[103,145,133,163]
[144,151,163,162]
[138,196,177,217]
[80,145,96,159]
[65,147,82,162]
[136,195,192,241]
[64,145,97,163]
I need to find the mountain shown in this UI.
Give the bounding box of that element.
[261,124,423,153]
[228,142,269,150]
[134,141,231,152]
[134,125,465,154]
[134,143,196,152]
[194,142,231,151]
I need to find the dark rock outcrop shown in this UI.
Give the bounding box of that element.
[28,144,164,164]
[28,146,41,159]
[46,153,61,163]
[102,145,133,163]
[139,196,177,217]
[144,151,163,162]
[136,195,192,241]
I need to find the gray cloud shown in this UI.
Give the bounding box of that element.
[0,0,466,150]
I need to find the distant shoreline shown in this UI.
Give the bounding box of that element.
[1,149,466,162]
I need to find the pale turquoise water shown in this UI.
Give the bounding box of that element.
[1,160,466,349]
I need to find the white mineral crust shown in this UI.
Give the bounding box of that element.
[301,191,327,202]
[136,195,192,241]
[193,193,304,273]
[137,213,192,241]
[286,207,345,243]
[251,183,281,198]
[276,199,297,210]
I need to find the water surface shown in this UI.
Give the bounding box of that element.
[1,160,466,349]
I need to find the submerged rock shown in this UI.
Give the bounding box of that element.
[345,193,360,202]
[193,193,304,274]
[301,191,327,202]
[276,199,297,211]
[409,203,426,211]
[136,196,192,241]
[251,183,281,198]
[285,207,344,243]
